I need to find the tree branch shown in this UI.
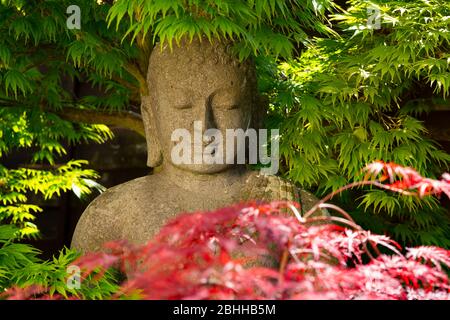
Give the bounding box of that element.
[55,107,145,137]
[125,62,148,96]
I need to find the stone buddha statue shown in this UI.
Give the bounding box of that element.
[72,39,321,253]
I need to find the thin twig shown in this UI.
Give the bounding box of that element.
[303,180,416,219]
[303,216,362,230]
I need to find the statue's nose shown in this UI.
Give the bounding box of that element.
[195,102,216,133]
[191,102,218,147]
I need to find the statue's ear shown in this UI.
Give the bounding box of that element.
[141,95,163,168]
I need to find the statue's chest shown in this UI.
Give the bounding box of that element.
[120,189,240,245]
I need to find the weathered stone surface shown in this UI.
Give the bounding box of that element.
[72,38,323,253]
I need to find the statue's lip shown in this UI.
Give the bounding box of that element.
[192,142,221,148]
[186,143,222,157]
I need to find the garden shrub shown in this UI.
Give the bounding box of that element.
[260,0,450,247]
[4,162,450,300]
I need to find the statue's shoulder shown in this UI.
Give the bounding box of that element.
[71,175,159,252]
[89,174,166,206]
[242,171,320,213]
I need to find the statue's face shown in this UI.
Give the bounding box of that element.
[150,55,254,173]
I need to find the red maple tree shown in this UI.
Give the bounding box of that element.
[5,162,450,300]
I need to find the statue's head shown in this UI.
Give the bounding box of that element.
[142,38,262,173]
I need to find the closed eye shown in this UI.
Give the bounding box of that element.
[215,104,239,110]
[173,104,192,110]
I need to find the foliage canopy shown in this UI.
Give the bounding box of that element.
[0,0,449,297]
